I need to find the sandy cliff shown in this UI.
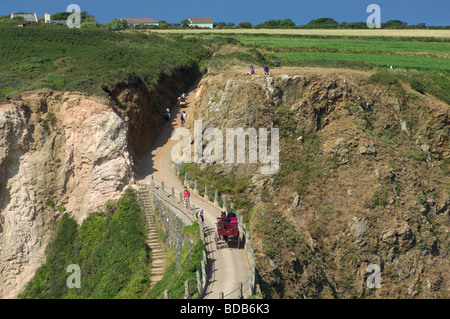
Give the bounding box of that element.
[0,89,134,298]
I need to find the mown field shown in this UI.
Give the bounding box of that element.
[231,35,450,73]
[145,29,449,103]
[170,33,450,73]
[147,28,450,38]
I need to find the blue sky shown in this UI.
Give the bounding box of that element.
[2,0,449,26]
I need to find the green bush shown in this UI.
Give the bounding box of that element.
[410,79,426,94]
[369,71,399,85]
[21,188,151,299]
[45,199,55,208]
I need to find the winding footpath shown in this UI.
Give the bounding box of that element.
[136,78,251,299]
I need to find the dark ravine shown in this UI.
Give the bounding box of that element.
[103,66,203,163]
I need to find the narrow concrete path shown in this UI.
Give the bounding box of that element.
[136,78,252,299]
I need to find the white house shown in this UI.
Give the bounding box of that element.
[122,16,159,27]
[189,17,213,29]
[44,11,51,23]
[10,12,38,22]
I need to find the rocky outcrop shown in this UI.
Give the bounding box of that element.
[0,90,134,298]
[185,69,450,298]
[0,65,201,298]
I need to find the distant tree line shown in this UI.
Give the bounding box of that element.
[141,17,449,30]
[1,13,448,30]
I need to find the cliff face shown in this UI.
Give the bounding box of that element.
[0,66,200,298]
[0,90,134,298]
[185,69,450,298]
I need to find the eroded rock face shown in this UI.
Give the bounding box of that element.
[185,70,450,298]
[0,90,134,298]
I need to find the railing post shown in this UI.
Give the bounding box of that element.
[238,282,243,299]
[184,280,191,299]
[196,271,202,296]
[161,181,165,192]
[251,264,255,294]
[194,179,199,195]
[219,292,224,299]
[184,173,188,186]
[204,185,209,201]
[171,187,175,198]
[214,191,219,207]
[199,224,205,241]
[201,259,206,287]
[164,289,169,299]
[150,175,155,188]
[222,195,227,212]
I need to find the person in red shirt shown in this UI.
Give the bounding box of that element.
[183,186,190,208]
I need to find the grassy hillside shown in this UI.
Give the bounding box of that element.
[187,33,450,72]
[147,221,204,299]
[183,33,449,104]
[20,188,151,299]
[0,24,209,101]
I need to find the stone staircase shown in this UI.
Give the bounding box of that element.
[138,184,166,288]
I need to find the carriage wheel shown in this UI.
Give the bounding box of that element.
[237,234,240,249]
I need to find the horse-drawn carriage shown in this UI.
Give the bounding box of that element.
[215,217,240,249]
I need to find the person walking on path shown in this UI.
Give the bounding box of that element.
[163,108,171,127]
[197,208,205,227]
[180,111,187,126]
[183,186,190,209]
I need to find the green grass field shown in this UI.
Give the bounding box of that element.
[277,51,450,72]
[168,31,449,103]
[1,24,448,102]
[233,35,450,55]
[183,33,450,73]
[0,24,209,101]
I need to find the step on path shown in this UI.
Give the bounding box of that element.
[138,184,166,289]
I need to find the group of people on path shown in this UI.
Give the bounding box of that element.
[165,91,238,231]
[245,64,271,76]
[183,185,237,230]
[163,92,188,127]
